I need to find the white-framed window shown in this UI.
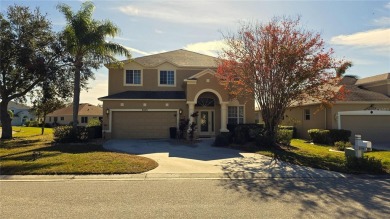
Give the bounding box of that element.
[304,109,311,120]
[60,117,64,121]
[159,70,175,86]
[125,70,142,85]
[81,117,88,124]
[228,106,244,124]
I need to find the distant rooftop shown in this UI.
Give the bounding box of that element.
[356,73,390,85]
[47,103,102,116]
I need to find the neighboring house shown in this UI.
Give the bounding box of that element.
[6,101,36,126]
[45,103,103,126]
[268,73,390,146]
[99,49,255,139]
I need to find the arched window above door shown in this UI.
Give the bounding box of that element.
[196,97,215,107]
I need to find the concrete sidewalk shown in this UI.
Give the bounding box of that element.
[102,138,347,179]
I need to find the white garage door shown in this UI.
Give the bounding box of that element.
[112,111,177,139]
[341,115,390,145]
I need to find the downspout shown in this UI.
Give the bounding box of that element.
[337,112,341,129]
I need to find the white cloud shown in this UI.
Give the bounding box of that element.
[183,40,228,56]
[385,2,390,9]
[117,2,242,25]
[123,46,151,56]
[373,17,390,26]
[330,28,390,55]
[155,29,163,34]
[80,76,107,106]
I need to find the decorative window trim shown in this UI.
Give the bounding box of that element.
[196,97,215,107]
[124,69,143,86]
[158,70,176,87]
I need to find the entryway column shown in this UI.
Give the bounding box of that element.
[188,102,195,124]
[220,102,229,132]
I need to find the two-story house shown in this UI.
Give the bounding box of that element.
[99,49,255,139]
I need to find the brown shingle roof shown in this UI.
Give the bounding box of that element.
[355,73,390,85]
[47,103,102,116]
[343,85,390,101]
[124,49,219,68]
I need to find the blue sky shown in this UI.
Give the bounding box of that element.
[2,0,390,105]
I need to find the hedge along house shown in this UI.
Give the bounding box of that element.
[45,103,103,126]
[275,74,390,148]
[99,49,255,139]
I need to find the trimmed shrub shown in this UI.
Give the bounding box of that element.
[255,131,273,147]
[279,126,297,138]
[86,118,101,127]
[329,129,351,144]
[227,123,238,134]
[214,132,232,147]
[345,156,384,174]
[54,126,89,143]
[277,129,293,146]
[229,124,264,144]
[334,141,352,151]
[234,125,250,144]
[308,129,330,144]
[26,120,39,127]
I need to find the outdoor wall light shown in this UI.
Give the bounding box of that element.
[179,109,183,115]
[106,109,110,115]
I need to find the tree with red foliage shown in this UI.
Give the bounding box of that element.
[216,16,350,146]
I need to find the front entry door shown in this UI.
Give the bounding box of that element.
[198,110,215,136]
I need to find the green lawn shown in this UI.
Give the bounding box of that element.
[254,139,390,174]
[0,127,158,175]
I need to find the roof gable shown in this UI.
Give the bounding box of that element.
[356,73,390,85]
[188,69,216,79]
[111,49,219,69]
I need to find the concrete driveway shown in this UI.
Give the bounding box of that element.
[103,138,347,178]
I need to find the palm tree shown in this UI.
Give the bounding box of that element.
[57,1,130,130]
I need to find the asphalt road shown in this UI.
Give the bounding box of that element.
[1,177,389,218]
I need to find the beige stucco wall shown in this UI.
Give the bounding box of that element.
[282,104,326,139]
[108,61,214,95]
[45,115,101,126]
[186,72,229,102]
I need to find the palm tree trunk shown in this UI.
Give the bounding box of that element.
[72,66,81,130]
[1,100,12,139]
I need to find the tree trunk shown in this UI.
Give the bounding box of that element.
[72,65,81,130]
[1,100,12,139]
[41,114,46,135]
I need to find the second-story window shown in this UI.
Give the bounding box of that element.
[125,70,141,85]
[159,70,175,86]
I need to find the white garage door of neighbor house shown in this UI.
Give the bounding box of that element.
[341,115,390,144]
[112,111,177,139]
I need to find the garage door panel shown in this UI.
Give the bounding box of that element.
[112,111,177,139]
[341,115,390,144]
